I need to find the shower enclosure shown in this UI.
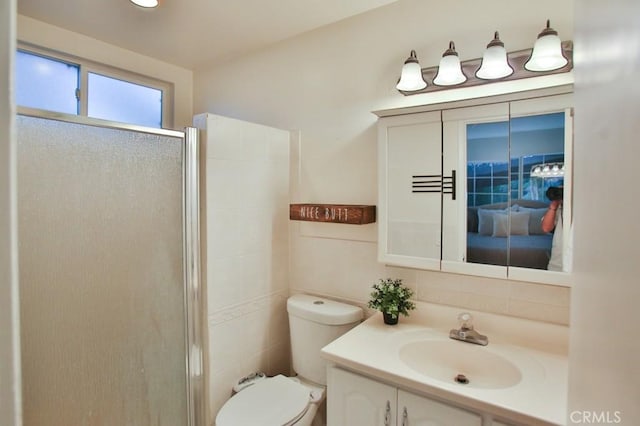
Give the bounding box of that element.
[17,110,204,426]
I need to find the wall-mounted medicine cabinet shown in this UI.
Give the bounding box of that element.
[376,88,573,286]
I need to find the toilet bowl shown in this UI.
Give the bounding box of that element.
[215,294,362,426]
[215,375,323,426]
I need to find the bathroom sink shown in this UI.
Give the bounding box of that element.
[399,339,522,389]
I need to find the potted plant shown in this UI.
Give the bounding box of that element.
[367,278,416,325]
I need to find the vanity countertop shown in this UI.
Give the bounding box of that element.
[321,303,568,426]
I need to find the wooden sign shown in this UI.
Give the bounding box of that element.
[289,204,376,225]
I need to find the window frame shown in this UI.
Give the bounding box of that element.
[17,43,174,129]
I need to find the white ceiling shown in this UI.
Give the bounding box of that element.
[17,0,400,69]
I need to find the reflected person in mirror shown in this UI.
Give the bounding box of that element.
[542,186,563,271]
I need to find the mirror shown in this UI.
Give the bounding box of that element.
[441,94,573,284]
[466,112,566,270]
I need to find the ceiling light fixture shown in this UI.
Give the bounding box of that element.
[396,50,428,91]
[475,31,514,80]
[524,20,568,72]
[130,0,159,8]
[433,41,467,86]
[396,19,572,95]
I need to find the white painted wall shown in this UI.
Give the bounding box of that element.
[1,0,21,425]
[17,15,193,129]
[194,0,574,325]
[193,113,291,424]
[569,0,640,423]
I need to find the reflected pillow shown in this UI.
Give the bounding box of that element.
[477,209,498,235]
[492,211,530,237]
[518,207,548,234]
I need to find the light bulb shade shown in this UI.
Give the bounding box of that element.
[396,50,427,91]
[525,20,568,71]
[476,32,514,80]
[130,0,158,8]
[433,42,467,86]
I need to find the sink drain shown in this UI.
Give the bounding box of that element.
[454,374,469,385]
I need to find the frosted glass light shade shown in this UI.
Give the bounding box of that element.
[433,42,467,86]
[525,20,568,71]
[130,0,158,8]
[396,50,427,91]
[476,32,514,80]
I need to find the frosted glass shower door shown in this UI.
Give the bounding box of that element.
[17,115,190,426]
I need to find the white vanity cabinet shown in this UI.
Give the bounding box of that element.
[327,366,482,426]
[397,389,482,426]
[327,366,397,426]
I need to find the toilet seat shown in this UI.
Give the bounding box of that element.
[216,375,312,426]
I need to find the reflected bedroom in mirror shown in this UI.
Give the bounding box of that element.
[465,112,568,272]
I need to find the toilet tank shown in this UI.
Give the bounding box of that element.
[287,294,363,386]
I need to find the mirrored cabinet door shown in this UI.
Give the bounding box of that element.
[378,111,442,270]
[442,103,510,279]
[441,94,573,285]
[507,95,573,285]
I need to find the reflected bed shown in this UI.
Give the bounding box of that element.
[467,200,553,270]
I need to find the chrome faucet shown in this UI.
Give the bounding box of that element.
[449,312,488,346]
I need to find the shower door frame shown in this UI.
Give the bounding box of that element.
[17,107,205,426]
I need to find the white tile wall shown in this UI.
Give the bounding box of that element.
[196,113,291,421]
[418,272,570,325]
[289,225,570,326]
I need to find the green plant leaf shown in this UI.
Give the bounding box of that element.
[367,278,416,317]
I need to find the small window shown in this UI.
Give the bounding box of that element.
[16,50,79,114]
[88,72,163,128]
[16,48,171,129]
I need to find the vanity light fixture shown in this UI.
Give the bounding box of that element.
[396,50,428,91]
[396,19,572,96]
[476,31,514,80]
[524,20,568,72]
[130,0,159,8]
[433,41,467,86]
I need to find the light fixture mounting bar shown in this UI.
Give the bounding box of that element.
[398,41,573,96]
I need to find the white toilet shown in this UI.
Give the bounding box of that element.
[215,294,363,426]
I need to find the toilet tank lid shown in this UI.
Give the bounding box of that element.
[287,294,363,325]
